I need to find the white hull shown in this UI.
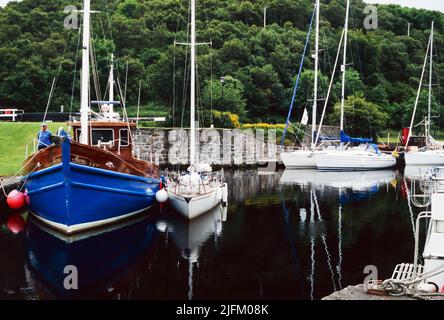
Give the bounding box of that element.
[404,150,444,166]
[315,149,396,171]
[168,187,222,220]
[30,205,153,235]
[280,150,316,169]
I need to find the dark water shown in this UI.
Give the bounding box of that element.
[0,169,419,300]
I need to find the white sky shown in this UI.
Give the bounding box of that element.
[0,0,12,7]
[365,0,444,13]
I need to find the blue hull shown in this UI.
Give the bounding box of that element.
[25,140,160,233]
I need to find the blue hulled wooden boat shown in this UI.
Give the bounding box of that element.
[22,0,160,234]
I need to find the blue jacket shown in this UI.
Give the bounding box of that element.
[37,130,52,147]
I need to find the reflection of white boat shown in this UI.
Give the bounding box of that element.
[157,205,227,299]
[280,169,396,191]
[164,205,226,260]
[404,165,438,180]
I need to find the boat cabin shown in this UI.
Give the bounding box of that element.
[70,121,136,158]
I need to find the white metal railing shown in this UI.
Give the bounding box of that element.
[167,169,224,195]
[0,109,24,121]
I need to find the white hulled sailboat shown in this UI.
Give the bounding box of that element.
[280,0,321,169]
[314,0,396,171]
[404,21,444,166]
[166,0,228,219]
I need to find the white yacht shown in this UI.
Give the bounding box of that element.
[313,0,395,171]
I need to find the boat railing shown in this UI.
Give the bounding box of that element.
[168,169,224,195]
[413,210,432,277]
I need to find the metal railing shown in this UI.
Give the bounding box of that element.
[0,109,24,122]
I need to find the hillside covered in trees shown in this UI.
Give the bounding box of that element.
[0,0,443,137]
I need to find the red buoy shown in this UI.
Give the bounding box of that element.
[6,190,25,209]
[6,214,25,234]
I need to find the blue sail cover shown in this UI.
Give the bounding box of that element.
[340,130,372,144]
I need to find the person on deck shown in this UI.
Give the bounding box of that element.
[37,123,52,150]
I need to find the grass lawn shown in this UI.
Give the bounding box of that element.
[0,122,68,176]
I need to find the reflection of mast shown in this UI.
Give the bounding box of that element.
[310,237,315,300]
[311,189,337,292]
[279,190,304,290]
[403,179,417,240]
[337,188,343,289]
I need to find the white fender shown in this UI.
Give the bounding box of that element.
[222,183,228,206]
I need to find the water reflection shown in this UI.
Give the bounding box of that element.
[25,215,158,299]
[0,169,423,300]
[404,165,437,179]
[280,169,396,191]
[157,205,227,300]
[278,169,403,299]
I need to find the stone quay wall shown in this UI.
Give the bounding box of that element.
[133,128,278,166]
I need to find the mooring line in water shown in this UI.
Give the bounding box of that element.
[404,179,417,240]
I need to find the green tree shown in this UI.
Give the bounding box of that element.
[201,75,247,118]
[328,95,389,138]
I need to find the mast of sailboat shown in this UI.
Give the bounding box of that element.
[406,27,432,148]
[108,53,115,116]
[80,0,91,145]
[340,0,350,137]
[427,21,434,144]
[190,0,196,165]
[311,0,320,150]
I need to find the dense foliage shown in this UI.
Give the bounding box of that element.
[0,0,443,137]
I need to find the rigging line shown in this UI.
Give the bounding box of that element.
[70,23,82,117]
[43,28,72,121]
[280,6,316,146]
[173,42,177,127]
[349,6,365,83]
[43,78,57,124]
[116,75,135,146]
[102,0,114,43]
[124,60,129,104]
[202,0,214,125]
[172,0,188,128]
[90,28,102,104]
[314,29,345,146]
[181,0,192,128]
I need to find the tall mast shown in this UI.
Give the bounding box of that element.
[311,0,320,149]
[109,53,114,115]
[190,0,196,165]
[427,21,434,142]
[80,0,91,145]
[340,0,350,133]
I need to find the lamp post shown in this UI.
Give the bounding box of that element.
[220,76,226,104]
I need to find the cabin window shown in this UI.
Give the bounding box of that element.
[74,128,115,146]
[92,129,114,146]
[119,129,130,147]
